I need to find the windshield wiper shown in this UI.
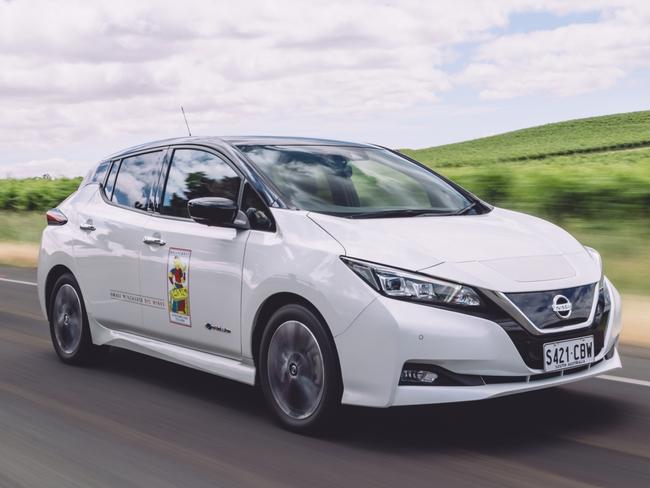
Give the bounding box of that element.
[347,209,456,219]
[455,202,477,215]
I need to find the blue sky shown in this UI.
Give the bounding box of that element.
[1,0,649,177]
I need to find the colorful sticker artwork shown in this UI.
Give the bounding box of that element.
[167,247,192,326]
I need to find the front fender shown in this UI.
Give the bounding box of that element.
[240,209,376,359]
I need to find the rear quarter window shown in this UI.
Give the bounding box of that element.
[103,160,120,199]
[81,160,110,187]
[111,151,163,211]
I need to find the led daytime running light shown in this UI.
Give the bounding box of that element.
[341,257,481,307]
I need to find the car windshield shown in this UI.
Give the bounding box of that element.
[237,145,476,217]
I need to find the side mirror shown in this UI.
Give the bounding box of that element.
[187,197,250,229]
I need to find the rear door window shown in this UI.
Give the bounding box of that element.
[112,151,163,210]
[161,149,242,218]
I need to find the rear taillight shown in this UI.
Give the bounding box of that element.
[46,208,68,226]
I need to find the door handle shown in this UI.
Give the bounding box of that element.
[79,222,96,231]
[143,236,166,246]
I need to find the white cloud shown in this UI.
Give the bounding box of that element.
[459,0,650,99]
[1,0,649,176]
[0,158,90,179]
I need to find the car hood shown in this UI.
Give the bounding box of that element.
[308,208,600,292]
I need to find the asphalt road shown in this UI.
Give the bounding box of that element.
[1,266,649,488]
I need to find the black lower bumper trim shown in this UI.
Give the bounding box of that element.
[401,358,607,387]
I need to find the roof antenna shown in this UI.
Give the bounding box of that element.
[180,105,192,137]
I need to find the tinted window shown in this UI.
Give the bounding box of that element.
[238,145,472,217]
[104,160,120,198]
[112,152,162,210]
[161,149,241,218]
[89,161,110,185]
[242,183,275,231]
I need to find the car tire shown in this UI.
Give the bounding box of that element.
[259,304,342,434]
[48,273,106,365]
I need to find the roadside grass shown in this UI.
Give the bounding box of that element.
[562,219,650,296]
[0,211,46,243]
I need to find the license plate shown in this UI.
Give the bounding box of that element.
[543,336,594,372]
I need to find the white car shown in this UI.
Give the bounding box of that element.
[38,136,622,433]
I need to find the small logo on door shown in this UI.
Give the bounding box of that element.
[205,323,232,334]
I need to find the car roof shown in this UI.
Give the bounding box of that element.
[104,135,376,160]
[220,135,374,147]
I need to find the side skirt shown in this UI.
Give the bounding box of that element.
[90,320,256,386]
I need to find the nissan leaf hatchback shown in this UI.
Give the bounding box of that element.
[38,136,622,433]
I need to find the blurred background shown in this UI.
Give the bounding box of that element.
[1,1,649,347]
[1,1,649,346]
[1,2,650,486]
[2,109,649,344]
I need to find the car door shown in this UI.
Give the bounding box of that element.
[139,147,248,358]
[74,150,164,333]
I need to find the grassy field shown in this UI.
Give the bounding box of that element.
[403,111,650,222]
[402,110,650,166]
[0,211,46,242]
[437,148,650,221]
[564,219,650,295]
[0,177,80,211]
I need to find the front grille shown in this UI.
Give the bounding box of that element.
[494,286,610,369]
[398,285,611,386]
[506,283,596,330]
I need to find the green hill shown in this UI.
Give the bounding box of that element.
[403,110,650,167]
[395,111,650,222]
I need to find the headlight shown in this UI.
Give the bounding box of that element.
[340,257,481,307]
[584,246,604,289]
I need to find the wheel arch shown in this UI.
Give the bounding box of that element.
[44,264,74,321]
[250,292,342,385]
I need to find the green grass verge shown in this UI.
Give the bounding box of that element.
[0,211,46,243]
[562,219,650,296]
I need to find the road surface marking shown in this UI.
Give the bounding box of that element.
[0,277,37,287]
[598,374,650,388]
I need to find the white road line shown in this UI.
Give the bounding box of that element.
[598,374,650,388]
[0,277,37,287]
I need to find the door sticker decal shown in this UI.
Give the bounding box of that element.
[167,247,192,327]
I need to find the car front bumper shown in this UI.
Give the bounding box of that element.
[335,278,622,407]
